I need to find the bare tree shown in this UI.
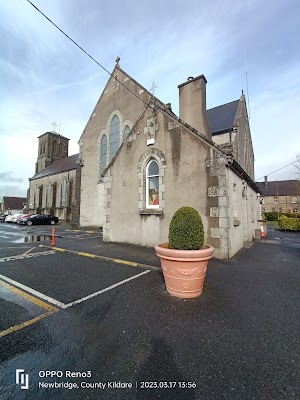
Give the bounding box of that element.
[294,154,300,178]
[292,154,300,196]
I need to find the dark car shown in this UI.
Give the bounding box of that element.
[18,214,59,226]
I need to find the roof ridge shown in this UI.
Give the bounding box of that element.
[30,153,79,180]
[207,99,239,112]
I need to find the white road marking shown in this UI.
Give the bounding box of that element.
[0,251,55,263]
[63,270,151,309]
[0,231,25,237]
[0,269,151,310]
[0,273,66,308]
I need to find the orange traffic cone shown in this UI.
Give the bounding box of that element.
[51,227,56,245]
[260,223,265,238]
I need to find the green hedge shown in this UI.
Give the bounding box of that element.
[283,213,300,219]
[265,212,279,221]
[279,216,300,231]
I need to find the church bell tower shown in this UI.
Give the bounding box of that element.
[35,125,69,174]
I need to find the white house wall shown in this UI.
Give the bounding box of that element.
[227,169,260,258]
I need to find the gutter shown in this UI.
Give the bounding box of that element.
[227,159,262,194]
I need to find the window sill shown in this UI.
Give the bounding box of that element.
[140,209,163,216]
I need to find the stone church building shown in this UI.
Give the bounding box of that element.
[28,131,78,222]
[28,62,261,259]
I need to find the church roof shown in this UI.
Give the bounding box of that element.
[207,99,239,135]
[30,153,79,180]
[256,180,299,196]
[38,131,70,140]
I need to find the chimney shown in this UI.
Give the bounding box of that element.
[264,176,268,189]
[178,75,211,140]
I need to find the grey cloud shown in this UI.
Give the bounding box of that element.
[0,172,25,183]
[0,184,28,200]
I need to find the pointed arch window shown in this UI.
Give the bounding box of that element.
[123,125,131,141]
[100,134,107,174]
[52,140,57,155]
[110,115,120,160]
[146,160,159,208]
[61,179,67,207]
[46,182,52,208]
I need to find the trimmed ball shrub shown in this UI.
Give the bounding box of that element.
[169,206,204,250]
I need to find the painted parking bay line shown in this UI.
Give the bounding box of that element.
[0,274,66,309]
[0,279,58,338]
[0,269,151,311]
[63,269,151,309]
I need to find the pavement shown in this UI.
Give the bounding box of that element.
[0,222,299,399]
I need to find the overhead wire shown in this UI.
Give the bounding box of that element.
[256,160,298,181]
[26,0,238,159]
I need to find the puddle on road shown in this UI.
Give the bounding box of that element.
[13,235,52,243]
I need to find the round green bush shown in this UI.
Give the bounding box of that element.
[168,206,204,250]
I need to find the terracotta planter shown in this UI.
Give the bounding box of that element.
[154,243,214,299]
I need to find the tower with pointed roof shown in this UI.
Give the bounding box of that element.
[35,131,70,174]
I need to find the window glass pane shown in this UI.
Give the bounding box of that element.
[123,125,131,140]
[110,115,120,160]
[100,135,107,174]
[148,176,159,206]
[148,160,159,176]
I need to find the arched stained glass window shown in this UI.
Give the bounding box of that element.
[146,160,159,208]
[123,125,131,141]
[100,134,107,174]
[110,115,120,160]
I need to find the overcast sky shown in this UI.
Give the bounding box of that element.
[0,0,299,199]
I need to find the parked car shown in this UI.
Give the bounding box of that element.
[0,213,11,223]
[18,214,59,226]
[10,214,26,223]
[14,214,32,223]
[5,213,23,223]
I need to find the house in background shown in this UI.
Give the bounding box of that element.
[256,177,300,213]
[76,62,261,259]
[1,196,27,214]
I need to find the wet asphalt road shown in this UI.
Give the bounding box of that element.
[0,222,299,400]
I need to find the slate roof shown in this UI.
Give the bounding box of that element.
[3,197,27,209]
[30,153,79,180]
[256,180,300,196]
[207,99,239,135]
[38,131,70,140]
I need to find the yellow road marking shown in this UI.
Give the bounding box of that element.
[46,246,65,252]
[0,279,58,337]
[0,311,56,337]
[78,252,95,258]
[85,231,94,233]
[38,245,159,270]
[113,259,138,267]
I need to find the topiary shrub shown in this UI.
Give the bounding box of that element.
[169,206,204,250]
